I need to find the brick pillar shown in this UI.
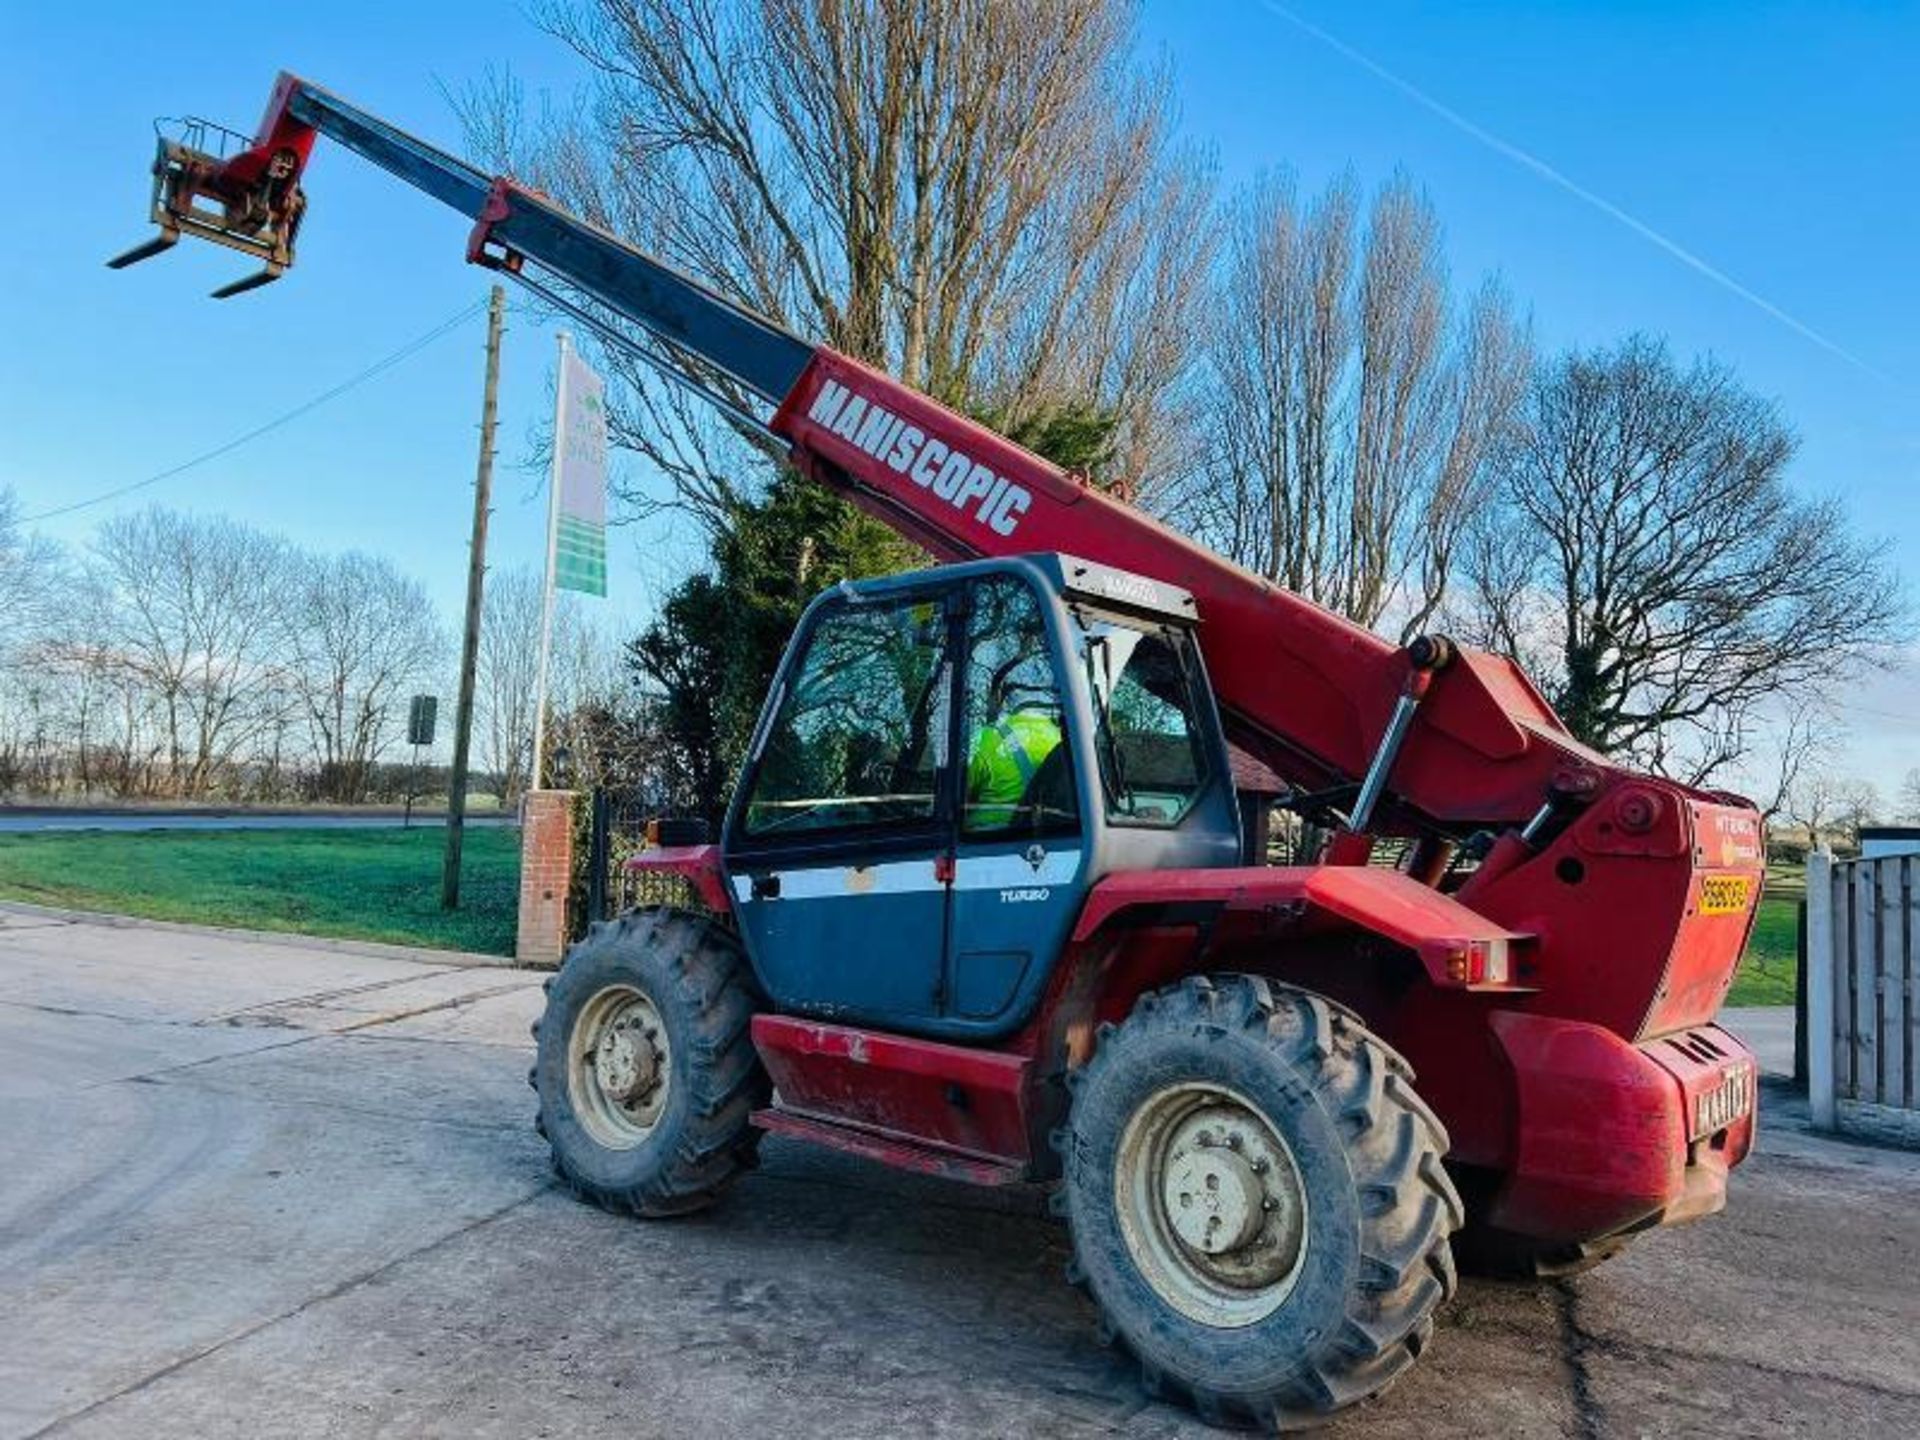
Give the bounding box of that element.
[517,789,576,968]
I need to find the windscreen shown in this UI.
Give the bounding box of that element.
[742,597,951,837]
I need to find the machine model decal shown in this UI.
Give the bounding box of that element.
[1090,571,1160,607]
[807,380,1031,538]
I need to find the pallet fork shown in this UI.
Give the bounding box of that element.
[107,119,306,298]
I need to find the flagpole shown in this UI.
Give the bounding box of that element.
[530,330,570,792]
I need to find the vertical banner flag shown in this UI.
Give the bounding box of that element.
[552,343,609,597]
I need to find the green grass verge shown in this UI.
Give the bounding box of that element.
[0,827,519,956]
[1728,893,1799,1007]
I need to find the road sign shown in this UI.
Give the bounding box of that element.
[408,694,438,748]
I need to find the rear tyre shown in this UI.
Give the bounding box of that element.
[1058,976,1461,1430]
[533,907,768,1216]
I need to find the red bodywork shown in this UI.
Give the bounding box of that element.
[632,801,1761,1244]
[127,73,1765,1253]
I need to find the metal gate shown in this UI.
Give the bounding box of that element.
[583,787,705,925]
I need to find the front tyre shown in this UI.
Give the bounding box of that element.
[1058,977,1461,1430]
[533,908,769,1216]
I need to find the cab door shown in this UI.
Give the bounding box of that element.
[723,590,956,1024]
[946,576,1086,1030]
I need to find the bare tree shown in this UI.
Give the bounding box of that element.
[1899,768,1920,824]
[5,573,129,798]
[457,0,1213,524]
[1461,336,1904,784]
[1835,779,1882,852]
[474,565,627,802]
[1789,770,1893,857]
[290,551,447,802]
[1184,170,1530,634]
[477,565,545,803]
[0,487,62,642]
[0,489,65,796]
[1785,766,1843,853]
[544,605,653,792]
[89,508,295,798]
[1748,702,1842,823]
[0,504,478,806]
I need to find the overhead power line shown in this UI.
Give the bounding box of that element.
[24,299,489,524]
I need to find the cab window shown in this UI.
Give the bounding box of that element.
[742,597,951,837]
[961,578,1078,837]
[1079,615,1208,826]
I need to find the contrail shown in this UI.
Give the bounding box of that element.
[1257,1,1892,384]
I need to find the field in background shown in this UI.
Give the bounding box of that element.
[1723,862,1804,1008]
[0,827,519,955]
[1729,895,1797,1006]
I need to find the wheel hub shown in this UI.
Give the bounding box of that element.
[1163,1144,1265,1255]
[1115,1085,1311,1327]
[568,986,670,1149]
[594,1020,659,1103]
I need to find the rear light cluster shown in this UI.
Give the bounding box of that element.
[1443,938,1509,985]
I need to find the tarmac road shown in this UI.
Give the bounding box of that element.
[1,907,1914,1439]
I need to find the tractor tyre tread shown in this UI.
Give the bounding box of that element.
[1061,975,1459,1431]
[535,906,768,1219]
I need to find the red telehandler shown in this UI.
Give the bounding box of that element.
[113,77,1764,1430]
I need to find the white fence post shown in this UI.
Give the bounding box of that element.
[1806,847,1836,1130]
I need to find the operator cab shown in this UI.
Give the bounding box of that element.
[720,553,1240,1041]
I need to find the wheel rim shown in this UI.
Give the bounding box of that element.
[1113,1081,1309,1328]
[567,984,671,1150]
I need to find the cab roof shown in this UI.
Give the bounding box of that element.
[838,552,1200,627]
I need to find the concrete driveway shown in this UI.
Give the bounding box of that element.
[2,908,1915,1438]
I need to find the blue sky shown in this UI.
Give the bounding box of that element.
[2,1,1915,793]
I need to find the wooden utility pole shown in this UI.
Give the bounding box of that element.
[442,284,505,909]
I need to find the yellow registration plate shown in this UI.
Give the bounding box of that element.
[1699,874,1753,916]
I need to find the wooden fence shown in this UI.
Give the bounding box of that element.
[1807,850,1920,1145]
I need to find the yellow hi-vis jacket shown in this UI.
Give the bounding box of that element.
[966,710,1062,828]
